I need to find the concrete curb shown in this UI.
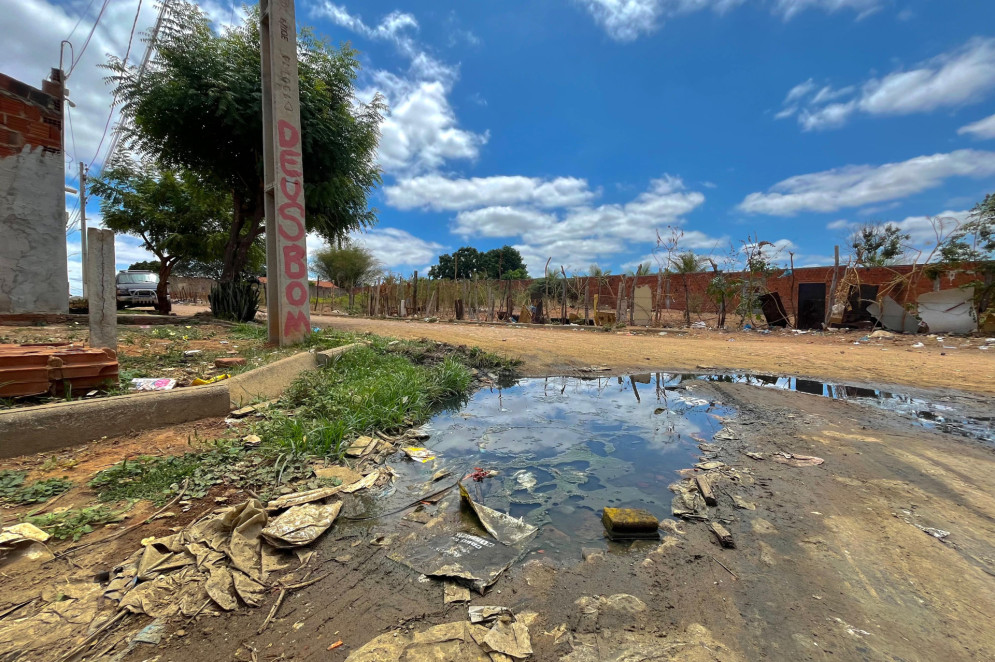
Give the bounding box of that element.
[0,343,362,459]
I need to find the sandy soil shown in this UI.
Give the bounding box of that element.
[312,315,995,395]
[113,379,995,661]
[3,315,995,661]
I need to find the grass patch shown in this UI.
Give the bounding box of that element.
[23,506,124,541]
[259,342,476,458]
[0,470,73,504]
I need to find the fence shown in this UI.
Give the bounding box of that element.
[333,264,976,329]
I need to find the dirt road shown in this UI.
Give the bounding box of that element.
[314,315,995,395]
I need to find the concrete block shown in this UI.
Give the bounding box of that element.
[227,351,318,408]
[0,384,230,458]
[86,228,116,350]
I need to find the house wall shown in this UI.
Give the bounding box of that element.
[0,69,68,313]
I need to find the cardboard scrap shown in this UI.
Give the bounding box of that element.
[346,435,378,457]
[772,452,824,467]
[444,582,472,604]
[267,486,342,511]
[341,469,382,494]
[261,501,343,548]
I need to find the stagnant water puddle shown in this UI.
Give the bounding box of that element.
[691,373,995,444]
[337,373,993,571]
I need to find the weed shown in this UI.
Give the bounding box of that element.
[0,470,27,499]
[23,506,124,541]
[230,322,268,340]
[10,477,73,504]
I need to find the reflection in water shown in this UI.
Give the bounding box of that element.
[373,375,733,559]
[691,373,994,444]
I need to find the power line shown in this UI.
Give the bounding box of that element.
[66,0,99,43]
[88,0,144,171]
[68,0,112,77]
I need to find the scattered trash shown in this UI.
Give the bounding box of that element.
[191,373,230,386]
[445,582,472,604]
[315,465,362,485]
[744,452,764,461]
[402,446,436,463]
[708,522,735,548]
[183,349,202,356]
[919,526,950,539]
[481,614,533,659]
[514,470,537,490]
[917,287,977,334]
[602,507,660,540]
[0,522,54,567]
[261,502,342,548]
[732,495,756,510]
[869,330,894,339]
[468,467,498,482]
[578,365,610,372]
[460,483,538,545]
[340,470,382,494]
[267,486,342,511]
[695,476,717,507]
[695,461,725,470]
[388,530,521,594]
[670,481,709,521]
[132,618,166,645]
[242,434,261,448]
[131,377,176,391]
[346,436,378,457]
[469,605,513,624]
[911,342,924,348]
[712,429,739,441]
[345,620,516,661]
[327,640,344,650]
[772,452,825,467]
[691,321,707,329]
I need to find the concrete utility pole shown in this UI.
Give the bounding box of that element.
[79,162,88,297]
[260,0,310,345]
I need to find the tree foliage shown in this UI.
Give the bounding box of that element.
[849,222,910,266]
[940,193,995,313]
[310,243,381,310]
[90,157,231,313]
[107,1,385,281]
[428,245,527,280]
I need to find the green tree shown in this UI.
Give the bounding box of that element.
[428,246,527,280]
[669,252,704,326]
[310,243,381,311]
[171,234,266,280]
[849,222,910,266]
[90,157,231,314]
[940,193,995,314]
[108,1,385,282]
[128,260,160,272]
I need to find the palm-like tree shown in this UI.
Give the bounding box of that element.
[669,251,704,326]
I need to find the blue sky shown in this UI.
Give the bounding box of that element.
[5,0,995,291]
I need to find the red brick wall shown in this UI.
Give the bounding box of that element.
[0,70,63,159]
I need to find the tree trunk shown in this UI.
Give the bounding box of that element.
[156,260,174,315]
[220,190,263,283]
[682,275,691,326]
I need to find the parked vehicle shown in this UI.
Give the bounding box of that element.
[116,270,161,309]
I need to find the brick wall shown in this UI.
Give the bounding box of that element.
[0,70,63,158]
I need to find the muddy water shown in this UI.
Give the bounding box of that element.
[361,375,733,561]
[692,373,995,444]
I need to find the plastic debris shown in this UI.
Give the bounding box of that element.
[469,605,513,624]
[191,373,230,386]
[131,377,176,391]
[444,582,472,604]
[401,446,436,463]
[261,502,342,548]
[468,467,498,482]
[459,483,538,545]
[267,486,342,511]
[0,522,54,567]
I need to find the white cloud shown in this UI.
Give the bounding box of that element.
[826,218,853,230]
[313,2,486,174]
[779,38,995,130]
[772,0,883,20]
[447,176,707,275]
[575,0,877,42]
[739,149,995,216]
[348,227,445,271]
[958,113,995,140]
[385,175,598,211]
[453,207,558,238]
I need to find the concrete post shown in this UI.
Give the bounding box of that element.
[87,228,116,350]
